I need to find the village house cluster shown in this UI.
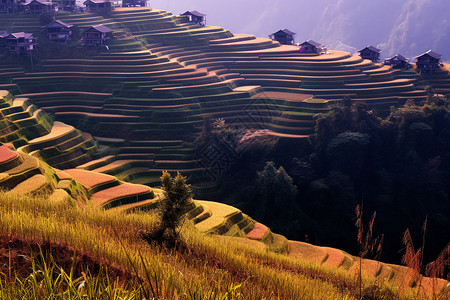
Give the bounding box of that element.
[0,0,123,53]
[0,19,114,54]
[0,0,152,14]
[269,28,444,74]
[0,3,444,74]
[0,4,208,55]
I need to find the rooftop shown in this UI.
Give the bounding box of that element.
[360,45,381,53]
[0,31,10,39]
[24,0,52,5]
[42,20,73,29]
[300,39,321,47]
[7,32,34,39]
[272,28,296,36]
[414,50,442,60]
[386,54,408,62]
[86,24,113,33]
[182,10,206,17]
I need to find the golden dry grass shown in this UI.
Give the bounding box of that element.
[48,188,72,203]
[0,191,366,299]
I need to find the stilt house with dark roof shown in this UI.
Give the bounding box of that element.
[384,54,410,69]
[415,50,442,73]
[181,11,206,26]
[82,24,113,46]
[269,29,295,45]
[23,0,54,14]
[5,32,36,54]
[84,0,112,12]
[359,45,381,62]
[43,20,73,44]
[299,39,322,54]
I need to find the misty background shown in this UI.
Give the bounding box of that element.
[150,0,449,61]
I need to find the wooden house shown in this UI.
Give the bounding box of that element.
[299,39,322,54]
[84,0,112,12]
[42,20,73,44]
[23,0,54,14]
[384,54,410,69]
[415,50,442,73]
[82,24,113,46]
[359,45,381,62]
[181,11,206,26]
[269,29,295,45]
[5,32,36,54]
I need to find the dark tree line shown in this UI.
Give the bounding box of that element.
[211,96,450,265]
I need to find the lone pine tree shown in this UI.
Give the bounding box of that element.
[152,171,192,245]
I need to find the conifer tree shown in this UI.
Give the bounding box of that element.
[152,171,192,245]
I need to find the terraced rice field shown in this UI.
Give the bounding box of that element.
[63,168,116,191]
[288,240,449,297]
[0,140,268,247]
[0,141,64,198]
[0,144,447,298]
[0,7,448,191]
[0,140,278,256]
[0,9,448,297]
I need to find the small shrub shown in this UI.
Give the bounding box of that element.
[144,171,192,247]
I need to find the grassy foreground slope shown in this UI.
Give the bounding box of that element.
[0,87,283,250]
[0,111,447,298]
[0,191,448,299]
[0,136,273,247]
[0,9,448,298]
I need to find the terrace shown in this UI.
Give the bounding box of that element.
[0,7,437,190]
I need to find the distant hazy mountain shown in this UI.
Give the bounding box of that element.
[150,0,449,60]
[313,0,450,59]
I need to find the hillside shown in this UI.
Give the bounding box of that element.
[0,190,448,299]
[0,100,446,298]
[1,7,449,191]
[0,6,449,299]
[0,89,276,245]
